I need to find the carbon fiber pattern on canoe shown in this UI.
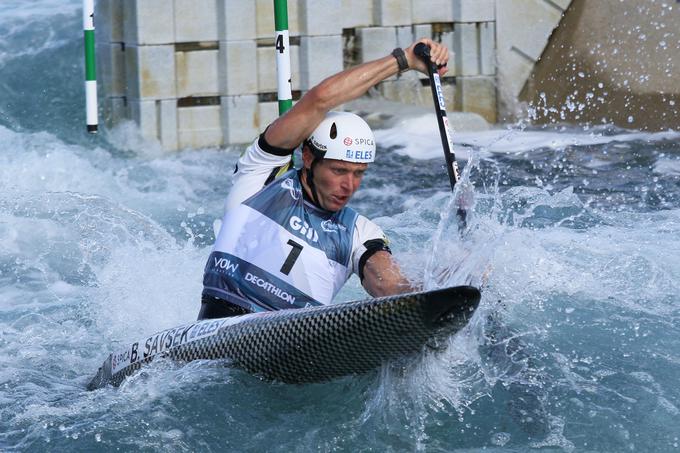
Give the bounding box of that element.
[87,286,480,390]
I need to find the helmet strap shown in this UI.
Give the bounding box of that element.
[302,141,324,207]
[305,159,322,206]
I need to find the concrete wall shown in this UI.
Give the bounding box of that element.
[103,1,680,148]
[495,0,572,121]
[521,0,680,131]
[96,0,510,150]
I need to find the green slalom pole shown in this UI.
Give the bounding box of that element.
[274,0,293,115]
[83,0,98,133]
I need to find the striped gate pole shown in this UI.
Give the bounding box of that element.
[83,0,98,133]
[273,0,293,115]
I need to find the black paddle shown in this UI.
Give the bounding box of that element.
[414,42,467,229]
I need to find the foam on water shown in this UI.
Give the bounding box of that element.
[375,114,680,160]
[0,0,79,65]
[2,118,679,452]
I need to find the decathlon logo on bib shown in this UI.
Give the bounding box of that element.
[245,272,296,305]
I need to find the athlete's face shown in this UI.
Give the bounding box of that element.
[302,149,368,211]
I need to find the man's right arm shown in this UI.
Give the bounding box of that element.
[263,38,450,151]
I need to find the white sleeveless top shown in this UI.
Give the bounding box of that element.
[202,135,388,312]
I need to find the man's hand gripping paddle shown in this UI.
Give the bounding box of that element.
[414,42,468,230]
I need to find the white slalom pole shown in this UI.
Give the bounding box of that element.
[83,0,98,133]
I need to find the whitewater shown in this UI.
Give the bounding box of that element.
[1,2,680,451]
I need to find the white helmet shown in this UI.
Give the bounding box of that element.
[304,111,376,163]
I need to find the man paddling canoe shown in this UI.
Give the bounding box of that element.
[199,38,450,319]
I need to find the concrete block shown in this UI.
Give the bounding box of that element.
[341,0,374,29]
[496,0,563,61]
[159,99,179,150]
[288,0,301,36]
[379,77,434,106]
[380,77,457,112]
[299,35,343,90]
[218,0,256,41]
[498,50,534,98]
[218,40,258,96]
[412,23,434,78]
[396,26,413,50]
[452,23,479,76]
[102,97,127,127]
[128,99,159,143]
[257,46,277,92]
[298,0,342,36]
[257,0,301,39]
[123,0,175,45]
[256,0,274,40]
[456,76,496,123]
[257,45,300,92]
[495,0,567,119]
[411,0,454,24]
[453,0,495,22]
[174,0,219,43]
[373,0,412,26]
[96,42,126,97]
[479,22,496,75]
[550,0,572,10]
[178,105,222,148]
[258,101,280,130]
[221,95,260,144]
[290,43,301,91]
[95,0,123,42]
[128,98,179,149]
[357,27,397,63]
[176,49,220,97]
[126,45,177,99]
[413,23,432,41]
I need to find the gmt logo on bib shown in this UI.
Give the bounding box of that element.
[289,215,319,242]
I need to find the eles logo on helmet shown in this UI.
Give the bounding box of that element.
[345,149,373,161]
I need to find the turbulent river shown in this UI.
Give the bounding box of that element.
[1,2,680,452]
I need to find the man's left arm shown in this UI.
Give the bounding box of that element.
[352,216,419,297]
[361,251,418,297]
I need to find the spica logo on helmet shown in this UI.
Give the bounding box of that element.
[353,137,374,147]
